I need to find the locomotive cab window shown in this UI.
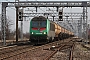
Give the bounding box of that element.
[32,21,46,28]
[40,21,46,27]
[32,21,39,27]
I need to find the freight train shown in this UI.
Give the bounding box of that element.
[29,16,74,44]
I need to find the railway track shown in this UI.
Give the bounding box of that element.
[0,39,29,46]
[0,45,34,60]
[0,41,31,53]
[0,37,76,60]
[45,40,75,60]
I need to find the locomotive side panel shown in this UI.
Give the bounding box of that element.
[47,20,55,41]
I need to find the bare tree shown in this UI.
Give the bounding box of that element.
[5,17,14,40]
[23,32,30,39]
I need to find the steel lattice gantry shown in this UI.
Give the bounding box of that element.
[1,1,90,45]
[6,1,90,7]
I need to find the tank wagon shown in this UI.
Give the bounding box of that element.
[29,16,74,44]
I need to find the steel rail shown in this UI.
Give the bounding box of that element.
[0,45,43,60]
[69,43,74,60]
[45,41,74,60]
[45,44,65,60]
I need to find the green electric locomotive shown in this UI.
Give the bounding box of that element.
[29,16,55,44]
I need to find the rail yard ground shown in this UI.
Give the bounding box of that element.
[0,39,29,46]
[50,38,90,60]
[0,37,90,60]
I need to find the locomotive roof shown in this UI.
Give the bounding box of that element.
[32,16,47,21]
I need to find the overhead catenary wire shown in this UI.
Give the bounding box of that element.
[35,0,56,17]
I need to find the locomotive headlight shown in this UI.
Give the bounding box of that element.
[44,32,46,34]
[32,32,33,34]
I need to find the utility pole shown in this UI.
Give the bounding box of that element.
[21,20,23,40]
[15,0,19,43]
[20,8,23,40]
[65,15,69,30]
[86,5,88,44]
[1,2,7,45]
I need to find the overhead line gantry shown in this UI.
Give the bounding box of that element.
[1,1,89,45]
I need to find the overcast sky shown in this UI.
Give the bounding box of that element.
[0,0,90,33]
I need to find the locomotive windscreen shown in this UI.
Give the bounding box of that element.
[40,21,46,27]
[32,21,46,27]
[32,21,39,27]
